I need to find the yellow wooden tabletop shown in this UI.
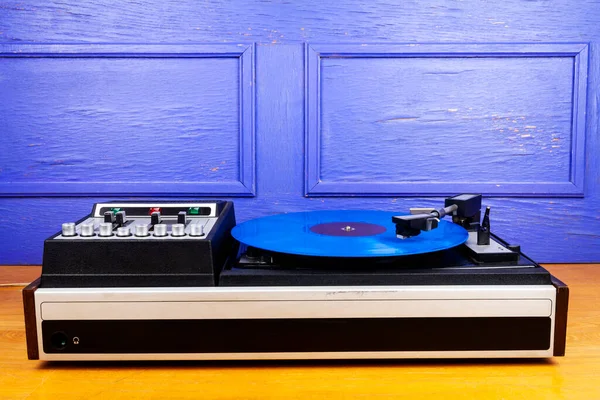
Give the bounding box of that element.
[1,264,599,400]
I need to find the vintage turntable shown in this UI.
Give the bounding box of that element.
[23,194,568,361]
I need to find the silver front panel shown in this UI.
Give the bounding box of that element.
[35,285,557,360]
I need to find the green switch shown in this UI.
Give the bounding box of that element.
[188,207,200,215]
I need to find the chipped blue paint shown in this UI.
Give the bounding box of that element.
[305,43,588,197]
[0,44,255,196]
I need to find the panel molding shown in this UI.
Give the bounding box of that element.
[0,43,256,197]
[305,43,589,197]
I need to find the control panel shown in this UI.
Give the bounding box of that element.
[56,203,219,241]
[41,201,236,288]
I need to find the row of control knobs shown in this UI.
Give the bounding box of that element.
[61,209,206,238]
[61,222,205,237]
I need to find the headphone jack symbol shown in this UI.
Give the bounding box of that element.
[73,337,80,345]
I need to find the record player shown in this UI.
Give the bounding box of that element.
[23,194,568,361]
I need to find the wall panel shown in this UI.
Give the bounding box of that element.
[306,43,588,197]
[1,0,599,263]
[0,44,255,196]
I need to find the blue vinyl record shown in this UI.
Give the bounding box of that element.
[232,210,469,258]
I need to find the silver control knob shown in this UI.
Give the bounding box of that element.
[153,224,167,237]
[117,226,131,237]
[80,223,95,237]
[135,225,149,237]
[190,223,205,237]
[62,223,77,237]
[99,222,113,237]
[171,223,186,237]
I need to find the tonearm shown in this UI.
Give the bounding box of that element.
[392,194,484,239]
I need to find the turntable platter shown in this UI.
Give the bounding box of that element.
[232,210,468,258]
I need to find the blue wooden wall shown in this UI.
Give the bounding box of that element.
[1,1,599,264]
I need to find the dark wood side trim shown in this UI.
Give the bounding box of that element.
[551,275,569,356]
[22,277,41,360]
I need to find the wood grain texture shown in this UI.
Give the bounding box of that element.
[0,266,41,285]
[1,0,600,263]
[0,264,599,399]
[307,43,587,197]
[0,44,255,196]
[1,1,599,44]
[21,277,39,360]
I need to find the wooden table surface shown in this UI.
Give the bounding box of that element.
[1,265,599,400]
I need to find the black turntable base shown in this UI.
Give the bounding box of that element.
[223,194,550,287]
[220,233,552,287]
